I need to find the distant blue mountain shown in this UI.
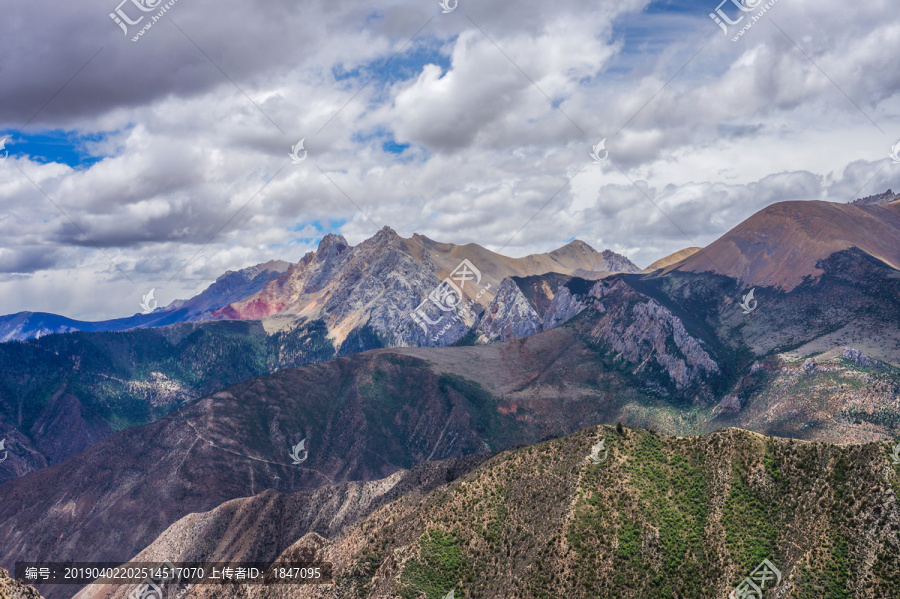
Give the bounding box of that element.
[0,260,291,342]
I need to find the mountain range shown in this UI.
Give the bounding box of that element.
[0,233,638,482]
[0,260,293,343]
[4,192,900,599]
[0,232,638,344]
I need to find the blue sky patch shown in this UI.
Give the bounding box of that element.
[645,0,712,14]
[284,219,349,248]
[352,128,414,157]
[332,38,451,89]
[603,1,711,86]
[382,139,410,154]
[0,129,113,169]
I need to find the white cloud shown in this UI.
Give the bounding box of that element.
[0,0,899,317]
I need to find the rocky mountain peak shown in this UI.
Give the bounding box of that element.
[852,188,900,205]
[549,239,598,256]
[315,233,350,262]
[375,225,400,239]
[356,226,405,256]
[843,347,883,369]
[600,249,640,273]
[564,239,593,251]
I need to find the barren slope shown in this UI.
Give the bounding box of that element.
[642,246,702,272]
[668,199,900,289]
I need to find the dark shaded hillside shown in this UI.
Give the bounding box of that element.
[638,248,900,361]
[0,319,334,481]
[59,455,493,599]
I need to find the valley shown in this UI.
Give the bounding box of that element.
[3,195,900,599]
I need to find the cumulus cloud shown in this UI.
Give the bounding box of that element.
[0,0,899,318]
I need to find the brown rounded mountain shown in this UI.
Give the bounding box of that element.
[666,199,900,289]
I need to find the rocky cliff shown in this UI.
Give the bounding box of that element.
[477,274,720,401]
[476,273,592,343]
[852,189,900,205]
[476,278,542,342]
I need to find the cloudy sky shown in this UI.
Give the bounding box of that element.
[1,0,898,320]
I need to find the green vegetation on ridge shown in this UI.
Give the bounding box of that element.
[326,426,900,599]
